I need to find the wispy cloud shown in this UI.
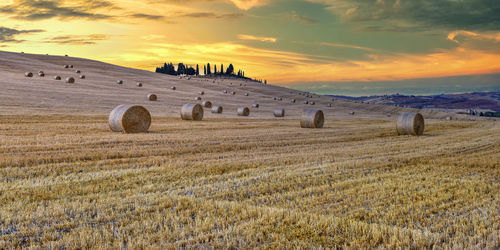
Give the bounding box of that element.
[44,34,109,45]
[229,0,269,10]
[0,26,45,43]
[237,34,277,42]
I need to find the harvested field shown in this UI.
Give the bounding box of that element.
[0,116,498,248]
[0,51,498,248]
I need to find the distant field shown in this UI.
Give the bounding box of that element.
[0,115,498,248]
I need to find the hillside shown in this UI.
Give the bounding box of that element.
[0,51,465,120]
[334,92,500,114]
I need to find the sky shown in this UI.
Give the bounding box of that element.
[1,0,499,96]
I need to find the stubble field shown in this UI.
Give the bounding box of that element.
[0,115,498,248]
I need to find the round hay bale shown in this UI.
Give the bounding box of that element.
[252,103,259,108]
[117,80,123,84]
[237,107,250,116]
[147,94,157,101]
[69,65,73,68]
[199,91,205,95]
[54,75,61,80]
[396,113,424,136]
[79,75,85,79]
[310,102,315,105]
[327,103,332,107]
[64,65,69,68]
[244,93,249,96]
[349,111,355,115]
[304,100,309,104]
[212,106,223,114]
[171,86,176,90]
[202,101,212,108]
[387,113,392,117]
[291,99,296,103]
[331,98,335,102]
[66,77,75,83]
[137,82,142,87]
[273,97,277,100]
[181,103,204,121]
[223,90,228,94]
[75,70,81,73]
[231,91,236,95]
[108,104,151,133]
[38,71,45,77]
[278,97,283,101]
[195,96,202,101]
[301,109,324,128]
[25,72,33,77]
[274,108,285,117]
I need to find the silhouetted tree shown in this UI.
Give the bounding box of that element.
[204,65,206,75]
[207,63,211,75]
[220,64,224,75]
[214,64,217,74]
[226,64,234,75]
[196,64,199,75]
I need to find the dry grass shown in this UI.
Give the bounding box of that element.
[0,115,498,248]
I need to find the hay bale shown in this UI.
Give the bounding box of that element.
[147,94,157,101]
[231,91,236,95]
[195,96,202,101]
[304,100,309,104]
[349,111,355,115]
[64,65,69,68]
[223,90,228,94]
[331,98,335,102]
[237,107,250,116]
[171,86,176,90]
[79,75,85,79]
[202,101,212,108]
[244,93,249,96]
[301,109,324,128]
[108,104,151,133]
[181,103,204,121]
[25,72,33,77]
[310,102,315,105]
[291,99,296,103]
[75,70,81,73]
[199,91,205,95]
[252,103,259,108]
[69,65,73,68]
[65,77,75,83]
[211,106,223,114]
[274,108,285,117]
[117,80,123,84]
[137,82,142,87]
[327,103,332,107]
[54,75,61,80]
[278,97,283,101]
[387,113,392,117]
[38,71,45,77]
[396,113,424,136]
[274,97,277,100]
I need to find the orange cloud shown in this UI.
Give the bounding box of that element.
[237,34,277,42]
[229,0,269,10]
[447,30,500,43]
[105,39,500,85]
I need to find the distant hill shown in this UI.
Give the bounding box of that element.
[331,91,500,113]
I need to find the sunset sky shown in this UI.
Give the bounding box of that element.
[1,0,499,95]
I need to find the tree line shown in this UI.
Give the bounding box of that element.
[155,62,266,83]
